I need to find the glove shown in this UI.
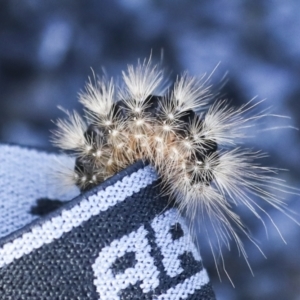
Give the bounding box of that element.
[0,144,215,299]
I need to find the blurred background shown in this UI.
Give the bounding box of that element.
[1,0,300,299]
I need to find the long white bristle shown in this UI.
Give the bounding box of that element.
[79,77,115,120]
[52,111,87,151]
[172,73,211,113]
[119,58,165,115]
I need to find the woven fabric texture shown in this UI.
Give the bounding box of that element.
[0,144,215,299]
[0,144,79,238]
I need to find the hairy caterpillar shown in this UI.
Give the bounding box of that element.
[52,58,298,282]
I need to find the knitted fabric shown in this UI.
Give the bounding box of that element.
[0,144,215,299]
[0,144,79,238]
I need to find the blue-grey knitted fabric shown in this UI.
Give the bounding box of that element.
[0,144,215,299]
